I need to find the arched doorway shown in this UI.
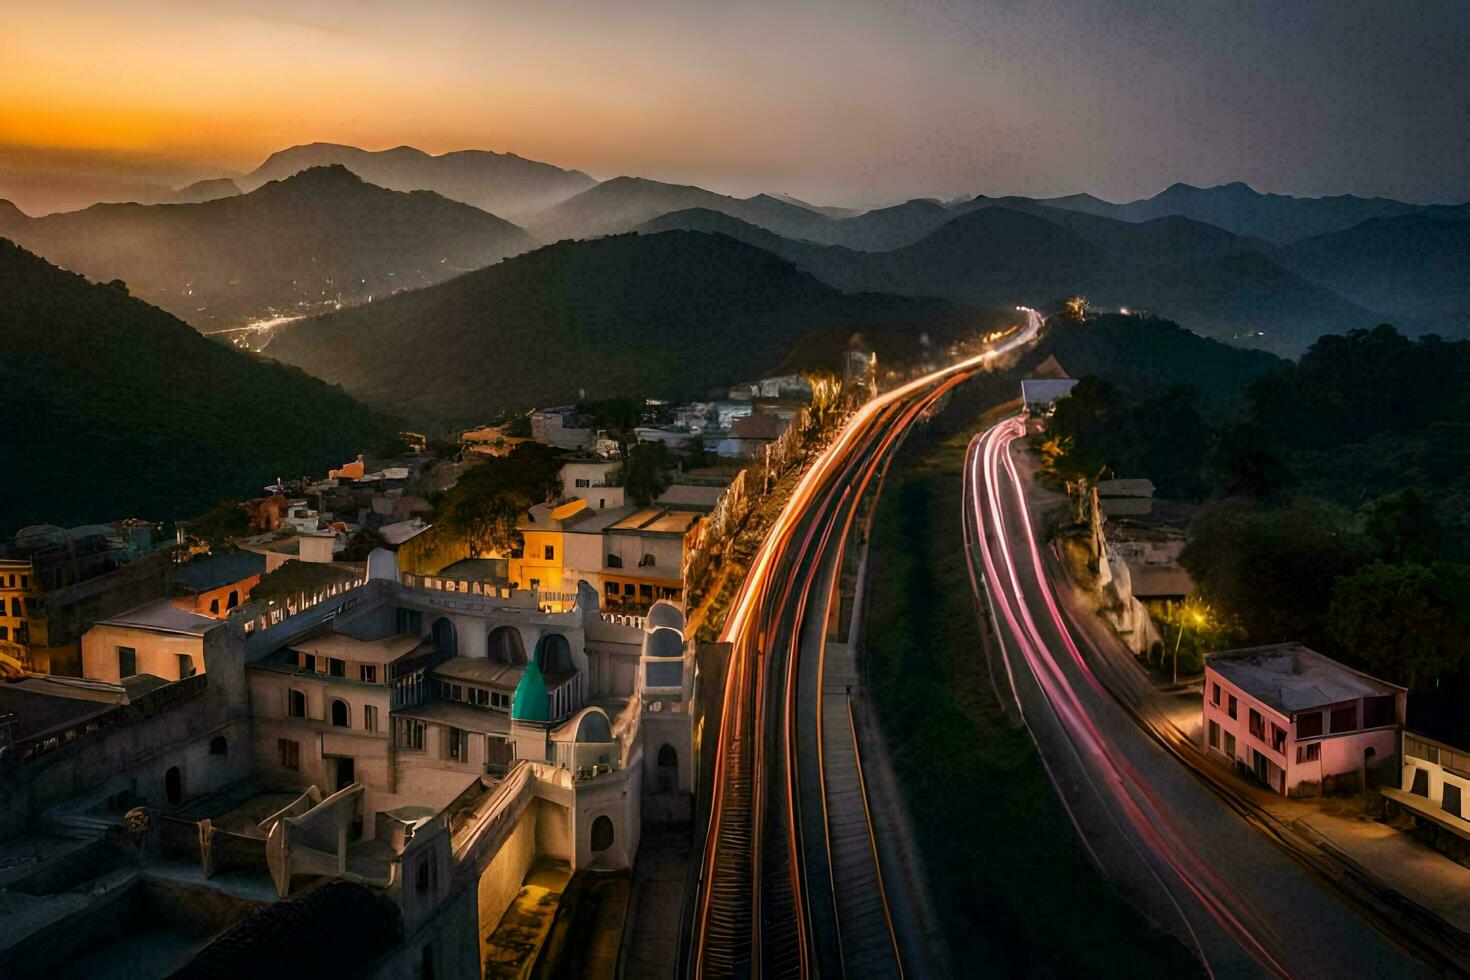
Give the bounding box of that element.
[165,766,183,806]
[590,814,614,852]
[432,617,458,657]
[657,743,678,793]
[534,633,573,675]
[487,626,527,666]
[331,699,349,727]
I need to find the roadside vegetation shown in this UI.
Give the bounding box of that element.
[862,377,1202,975]
[1041,323,1470,732]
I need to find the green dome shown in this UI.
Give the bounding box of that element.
[512,658,550,722]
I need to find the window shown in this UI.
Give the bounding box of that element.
[278,738,300,771]
[1223,732,1236,759]
[301,652,317,672]
[639,553,655,567]
[177,654,195,679]
[1210,682,1220,706]
[19,575,27,589]
[575,478,590,488]
[1208,720,1220,750]
[364,705,378,733]
[1296,742,1320,764]
[605,582,619,595]
[9,597,20,617]
[640,584,654,600]
[590,815,614,852]
[607,554,622,569]
[1296,711,1323,739]
[529,579,540,591]
[0,626,8,640]
[492,691,509,710]
[397,718,426,751]
[1270,723,1286,754]
[209,597,220,614]
[1329,704,1357,734]
[1362,695,1396,729]
[226,590,239,610]
[360,664,378,683]
[210,735,228,756]
[329,658,345,678]
[474,688,489,707]
[118,646,137,678]
[1227,694,1237,720]
[1410,767,1429,797]
[415,856,435,896]
[623,583,635,595]
[288,689,307,718]
[1443,783,1463,819]
[544,545,555,561]
[330,699,349,727]
[446,727,468,763]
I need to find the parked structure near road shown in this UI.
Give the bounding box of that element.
[1385,731,1470,865]
[1203,643,1405,797]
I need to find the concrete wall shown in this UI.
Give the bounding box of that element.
[81,623,204,683]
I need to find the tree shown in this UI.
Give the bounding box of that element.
[186,499,249,551]
[1181,496,1367,645]
[619,441,676,506]
[1361,488,1441,564]
[445,493,523,558]
[1326,562,1469,689]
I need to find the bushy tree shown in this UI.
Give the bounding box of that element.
[1326,561,1470,689]
[618,441,676,506]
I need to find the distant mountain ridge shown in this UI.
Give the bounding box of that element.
[0,238,397,533]
[1019,180,1470,243]
[265,230,982,424]
[0,165,535,330]
[241,142,596,221]
[639,204,1385,353]
[527,175,958,250]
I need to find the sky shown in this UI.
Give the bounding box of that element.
[2,0,1467,214]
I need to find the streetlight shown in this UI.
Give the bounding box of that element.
[1173,606,1206,685]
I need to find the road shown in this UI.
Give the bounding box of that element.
[964,417,1432,978]
[685,311,1042,977]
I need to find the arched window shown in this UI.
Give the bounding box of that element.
[288,689,306,718]
[165,766,183,806]
[657,743,678,793]
[590,815,614,852]
[658,743,678,767]
[432,617,458,657]
[487,626,527,666]
[331,699,350,727]
[534,633,574,675]
[209,736,228,756]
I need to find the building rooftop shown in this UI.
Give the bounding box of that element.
[1021,378,1079,406]
[289,630,425,665]
[437,558,510,584]
[433,655,525,690]
[608,508,701,537]
[0,678,120,743]
[1206,642,1405,715]
[95,598,218,636]
[395,698,510,736]
[562,505,637,534]
[169,551,268,592]
[657,484,726,511]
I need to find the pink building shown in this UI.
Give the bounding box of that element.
[1203,643,1405,797]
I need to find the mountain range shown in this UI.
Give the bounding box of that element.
[264,231,984,425]
[239,142,596,221]
[638,205,1386,353]
[0,239,397,533]
[0,165,535,330]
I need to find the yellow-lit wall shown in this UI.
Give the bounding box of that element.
[81,623,205,684]
[171,574,260,618]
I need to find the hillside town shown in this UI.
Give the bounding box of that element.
[0,368,858,977]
